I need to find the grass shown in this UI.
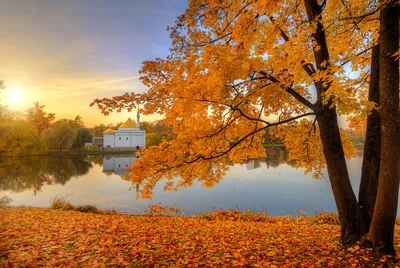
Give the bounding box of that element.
[50,196,115,214]
[50,195,74,210]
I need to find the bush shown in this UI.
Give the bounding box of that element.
[75,205,100,213]
[83,145,89,150]
[91,145,99,151]
[50,196,74,210]
[0,196,12,207]
[50,196,108,214]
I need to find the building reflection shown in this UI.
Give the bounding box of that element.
[102,155,140,196]
[103,155,137,175]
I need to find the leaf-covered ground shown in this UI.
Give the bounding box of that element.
[1,207,400,267]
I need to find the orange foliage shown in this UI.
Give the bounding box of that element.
[91,0,384,197]
[2,207,400,267]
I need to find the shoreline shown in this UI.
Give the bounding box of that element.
[0,150,140,158]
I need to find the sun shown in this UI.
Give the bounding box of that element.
[7,88,25,108]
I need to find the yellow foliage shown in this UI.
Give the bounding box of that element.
[91,0,380,197]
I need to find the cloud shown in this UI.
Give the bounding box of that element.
[36,76,143,99]
[69,76,141,91]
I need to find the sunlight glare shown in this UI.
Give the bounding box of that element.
[7,88,25,108]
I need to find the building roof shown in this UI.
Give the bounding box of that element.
[119,118,137,128]
[103,128,115,133]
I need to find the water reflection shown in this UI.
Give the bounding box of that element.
[102,155,137,175]
[0,147,290,194]
[244,147,289,170]
[1,147,365,215]
[0,156,92,194]
[102,155,140,197]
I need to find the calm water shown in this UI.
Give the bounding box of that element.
[0,148,381,216]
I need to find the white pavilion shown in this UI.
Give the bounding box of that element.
[103,112,146,149]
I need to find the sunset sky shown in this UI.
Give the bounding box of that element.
[0,0,187,127]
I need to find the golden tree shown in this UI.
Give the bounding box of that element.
[92,0,399,252]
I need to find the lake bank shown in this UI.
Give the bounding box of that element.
[0,144,288,157]
[1,207,399,267]
[0,150,140,157]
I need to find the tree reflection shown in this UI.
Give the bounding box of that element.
[88,155,103,166]
[266,147,290,168]
[0,156,92,193]
[244,147,289,170]
[244,147,362,171]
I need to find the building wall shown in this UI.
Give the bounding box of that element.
[114,130,146,148]
[104,134,115,148]
[102,129,147,149]
[115,133,130,147]
[131,133,146,148]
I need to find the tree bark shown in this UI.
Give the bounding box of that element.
[317,109,361,244]
[359,44,381,236]
[368,1,400,254]
[304,0,361,244]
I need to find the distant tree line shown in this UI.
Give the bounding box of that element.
[0,88,174,155]
[0,100,92,156]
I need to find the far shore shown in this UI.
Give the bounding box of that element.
[0,143,365,157]
[0,149,140,158]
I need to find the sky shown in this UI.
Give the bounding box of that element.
[0,0,188,127]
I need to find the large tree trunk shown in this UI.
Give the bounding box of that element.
[304,0,361,244]
[317,109,361,244]
[368,1,399,254]
[359,44,381,236]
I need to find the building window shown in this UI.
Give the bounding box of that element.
[119,137,121,140]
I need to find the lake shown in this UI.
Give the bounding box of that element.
[0,148,387,216]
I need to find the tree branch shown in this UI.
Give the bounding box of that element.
[258,71,314,110]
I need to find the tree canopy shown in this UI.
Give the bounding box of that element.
[26,102,55,134]
[92,0,379,196]
[0,120,47,156]
[41,122,77,152]
[92,0,399,252]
